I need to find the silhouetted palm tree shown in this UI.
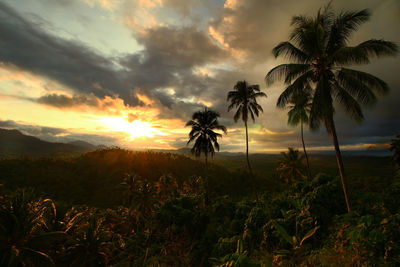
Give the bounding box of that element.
[186,107,226,203]
[287,89,312,179]
[227,80,266,200]
[277,147,306,183]
[186,107,227,166]
[266,5,398,212]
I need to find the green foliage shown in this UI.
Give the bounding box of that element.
[0,189,66,267]
[211,239,259,267]
[0,147,398,266]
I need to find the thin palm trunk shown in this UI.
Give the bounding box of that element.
[328,117,351,213]
[245,120,259,202]
[204,153,209,205]
[301,120,312,180]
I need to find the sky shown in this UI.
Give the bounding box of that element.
[0,0,399,153]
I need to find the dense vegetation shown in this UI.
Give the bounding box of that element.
[0,147,399,266]
[1,4,399,267]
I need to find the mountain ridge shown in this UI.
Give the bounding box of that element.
[0,128,98,157]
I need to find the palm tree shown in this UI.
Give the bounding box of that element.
[227,80,266,200]
[287,89,312,179]
[266,5,398,212]
[277,147,306,183]
[186,107,227,166]
[186,107,227,203]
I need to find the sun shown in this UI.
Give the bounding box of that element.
[101,117,161,140]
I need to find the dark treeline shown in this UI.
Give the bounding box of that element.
[0,147,399,266]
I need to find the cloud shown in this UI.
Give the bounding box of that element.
[36,93,100,108]
[0,2,138,106]
[0,119,118,145]
[0,2,228,116]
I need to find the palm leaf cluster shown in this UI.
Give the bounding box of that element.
[266,5,397,130]
[276,147,306,183]
[286,90,313,179]
[186,107,227,159]
[266,4,398,212]
[287,89,312,127]
[227,81,266,123]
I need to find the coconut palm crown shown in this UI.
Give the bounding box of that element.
[186,107,227,163]
[266,4,398,212]
[277,147,306,183]
[287,88,312,179]
[227,81,266,124]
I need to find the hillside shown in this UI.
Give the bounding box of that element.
[0,147,398,266]
[0,128,97,157]
[0,148,244,207]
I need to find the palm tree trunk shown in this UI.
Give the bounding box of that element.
[204,153,209,205]
[301,121,312,180]
[245,120,259,202]
[328,117,351,213]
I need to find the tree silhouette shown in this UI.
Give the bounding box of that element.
[186,107,227,165]
[266,4,398,212]
[287,89,312,179]
[227,80,266,201]
[186,107,227,203]
[277,147,306,183]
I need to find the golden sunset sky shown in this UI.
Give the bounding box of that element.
[0,0,399,152]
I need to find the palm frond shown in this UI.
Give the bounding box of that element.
[340,68,389,95]
[276,70,313,108]
[272,42,309,63]
[332,80,364,122]
[327,9,371,53]
[266,64,311,85]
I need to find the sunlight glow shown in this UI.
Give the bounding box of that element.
[101,117,165,140]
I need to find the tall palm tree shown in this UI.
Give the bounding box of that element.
[227,80,266,200]
[277,147,306,183]
[266,5,398,212]
[186,107,227,166]
[287,89,312,179]
[186,107,227,203]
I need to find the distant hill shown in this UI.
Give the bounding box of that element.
[67,140,96,150]
[0,128,97,158]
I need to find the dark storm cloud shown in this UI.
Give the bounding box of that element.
[0,2,227,115]
[0,2,139,106]
[0,119,118,145]
[210,0,394,63]
[119,25,229,117]
[121,25,228,90]
[36,93,99,108]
